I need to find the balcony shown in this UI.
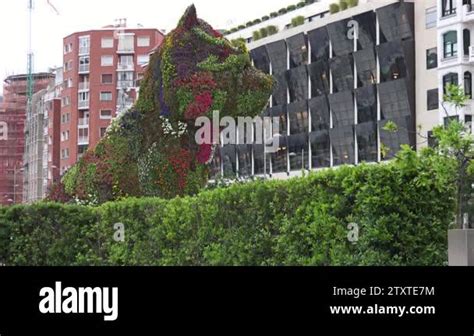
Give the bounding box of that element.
[78,82,89,91]
[78,64,90,74]
[117,80,135,89]
[78,136,89,145]
[79,47,90,55]
[78,100,89,110]
[117,63,134,71]
[78,118,89,127]
[117,46,134,54]
[465,4,474,21]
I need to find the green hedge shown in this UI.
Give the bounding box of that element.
[0,148,456,266]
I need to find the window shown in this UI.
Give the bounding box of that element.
[464,29,471,55]
[119,55,134,65]
[61,148,70,159]
[101,37,114,48]
[137,54,149,65]
[100,128,107,138]
[61,131,70,142]
[101,55,114,67]
[61,113,70,124]
[443,72,459,93]
[465,71,472,98]
[78,36,90,54]
[442,0,456,16]
[100,92,113,101]
[425,7,437,28]
[427,89,439,110]
[101,74,113,84]
[118,34,134,52]
[137,36,150,47]
[443,31,458,58]
[61,96,70,107]
[100,110,112,119]
[79,56,90,72]
[426,48,438,69]
[78,91,89,102]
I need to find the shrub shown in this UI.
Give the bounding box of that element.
[347,0,359,7]
[267,25,279,35]
[329,3,340,13]
[340,0,348,10]
[246,21,253,27]
[238,25,246,30]
[287,5,297,11]
[305,0,315,4]
[0,147,457,266]
[297,2,306,8]
[252,19,262,25]
[260,27,269,38]
[262,15,270,21]
[252,30,262,41]
[291,15,306,27]
[278,8,287,15]
[270,12,279,18]
[230,28,238,33]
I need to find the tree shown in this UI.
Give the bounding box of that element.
[436,84,474,229]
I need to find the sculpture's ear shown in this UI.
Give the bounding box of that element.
[179,4,199,29]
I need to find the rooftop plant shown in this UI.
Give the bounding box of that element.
[291,15,305,27]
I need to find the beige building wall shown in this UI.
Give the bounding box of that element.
[416,0,440,149]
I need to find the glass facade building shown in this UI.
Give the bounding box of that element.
[213,2,416,178]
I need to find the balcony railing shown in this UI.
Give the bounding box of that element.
[117,80,135,89]
[78,82,89,91]
[79,47,90,55]
[78,100,89,109]
[78,64,90,73]
[78,136,89,145]
[117,63,134,71]
[78,118,89,127]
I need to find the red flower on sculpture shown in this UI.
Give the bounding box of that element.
[197,144,213,164]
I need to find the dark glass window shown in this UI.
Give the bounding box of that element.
[308,27,330,62]
[309,95,330,131]
[379,79,413,120]
[377,2,414,43]
[444,115,460,126]
[329,91,354,128]
[288,101,309,135]
[357,121,378,163]
[379,116,414,159]
[253,144,270,176]
[287,66,308,102]
[272,136,288,174]
[378,41,408,82]
[209,150,221,180]
[250,46,270,74]
[330,126,355,166]
[310,130,331,168]
[442,0,457,16]
[287,33,308,68]
[427,89,439,111]
[354,48,377,87]
[464,29,471,56]
[353,11,377,50]
[443,31,458,58]
[237,144,252,177]
[356,85,377,124]
[289,134,309,171]
[327,19,353,57]
[330,54,354,92]
[308,60,330,97]
[465,71,472,98]
[271,105,288,136]
[427,131,437,148]
[272,72,288,106]
[221,145,236,178]
[443,72,459,94]
[426,48,438,69]
[266,40,287,74]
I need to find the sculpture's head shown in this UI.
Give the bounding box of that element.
[55,5,274,203]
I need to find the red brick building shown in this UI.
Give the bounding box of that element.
[0,73,54,206]
[60,25,164,173]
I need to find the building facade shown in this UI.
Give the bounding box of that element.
[219,0,421,179]
[0,73,54,206]
[436,0,474,127]
[60,25,164,174]
[23,67,63,203]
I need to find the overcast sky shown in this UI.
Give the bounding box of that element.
[0,0,293,93]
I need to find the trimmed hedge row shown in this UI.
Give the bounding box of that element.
[0,151,456,266]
